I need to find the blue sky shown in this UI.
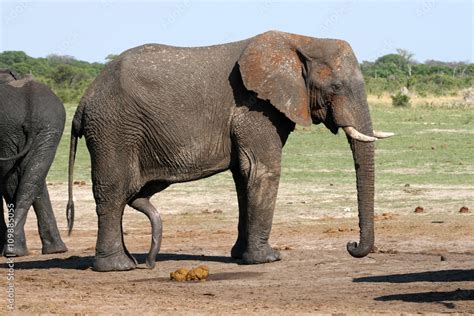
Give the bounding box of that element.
[1,0,472,63]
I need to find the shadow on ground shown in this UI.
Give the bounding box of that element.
[354,270,474,310]
[375,289,474,309]
[353,269,474,283]
[0,252,237,270]
[0,255,93,270]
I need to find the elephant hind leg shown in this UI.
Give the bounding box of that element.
[128,197,162,269]
[94,198,136,272]
[4,177,40,257]
[1,189,15,256]
[0,195,6,253]
[93,177,136,271]
[33,181,67,254]
[90,148,139,271]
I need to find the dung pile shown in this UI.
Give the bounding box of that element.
[170,265,209,282]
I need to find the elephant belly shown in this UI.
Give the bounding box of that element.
[138,141,233,184]
[129,114,233,184]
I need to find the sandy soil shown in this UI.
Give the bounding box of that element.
[1,181,473,314]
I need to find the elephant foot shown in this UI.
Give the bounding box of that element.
[42,241,68,255]
[93,251,137,272]
[230,239,246,259]
[242,245,281,264]
[3,243,29,257]
[146,255,156,269]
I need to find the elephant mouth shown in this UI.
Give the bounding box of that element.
[327,110,339,135]
[328,123,339,135]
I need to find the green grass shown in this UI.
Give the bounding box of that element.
[47,103,90,182]
[48,102,474,188]
[282,104,474,187]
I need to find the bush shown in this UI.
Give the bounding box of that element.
[391,92,411,107]
[417,90,427,98]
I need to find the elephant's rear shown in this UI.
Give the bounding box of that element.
[0,79,65,163]
[67,57,124,232]
[74,54,124,139]
[0,83,28,161]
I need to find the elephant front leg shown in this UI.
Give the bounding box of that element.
[234,163,282,264]
[33,182,67,254]
[230,170,248,259]
[94,201,136,272]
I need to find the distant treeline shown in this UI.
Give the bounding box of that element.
[1,50,473,103]
[361,51,474,97]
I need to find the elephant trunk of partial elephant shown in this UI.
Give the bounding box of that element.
[344,104,375,258]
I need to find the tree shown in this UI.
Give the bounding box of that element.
[105,54,118,63]
[0,51,29,65]
[47,54,76,64]
[373,54,407,78]
[51,64,75,86]
[396,48,414,77]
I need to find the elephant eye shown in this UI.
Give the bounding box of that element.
[331,82,342,93]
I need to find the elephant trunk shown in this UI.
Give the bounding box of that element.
[344,107,375,258]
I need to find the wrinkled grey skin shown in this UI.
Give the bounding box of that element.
[0,69,67,256]
[68,31,380,271]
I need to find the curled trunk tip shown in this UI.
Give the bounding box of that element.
[347,241,373,258]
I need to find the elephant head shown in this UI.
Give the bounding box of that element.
[0,69,20,84]
[238,31,393,258]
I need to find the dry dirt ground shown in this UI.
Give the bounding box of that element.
[1,181,473,314]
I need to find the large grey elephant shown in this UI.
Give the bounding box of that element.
[67,31,392,271]
[0,69,68,256]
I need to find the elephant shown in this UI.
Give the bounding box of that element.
[66,31,393,272]
[0,69,67,256]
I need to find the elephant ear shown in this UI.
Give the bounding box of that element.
[238,31,311,126]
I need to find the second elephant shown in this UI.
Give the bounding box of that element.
[67,31,392,271]
[0,69,67,256]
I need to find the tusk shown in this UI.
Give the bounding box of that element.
[343,126,377,142]
[373,130,395,139]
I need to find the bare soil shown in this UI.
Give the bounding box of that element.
[1,182,473,314]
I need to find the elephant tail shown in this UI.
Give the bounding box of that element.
[66,104,85,236]
[0,128,33,161]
